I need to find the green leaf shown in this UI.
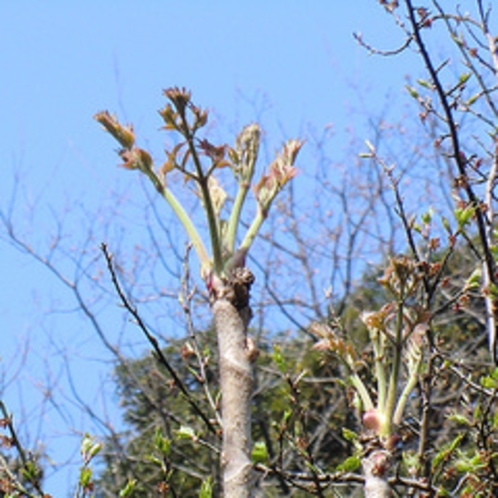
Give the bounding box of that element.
[480,375,498,389]
[21,461,39,482]
[493,409,498,429]
[432,434,463,470]
[119,479,137,497]
[79,466,93,488]
[413,222,422,234]
[405,85,420,99]
[442,216,452,233]
[448,412,472,426]
[470,452,485,467]
[199,476,213,498]
[146,455,163,467]
[283,409,292,424]
[252,441,269,464]
[454,457,472,473]
[455,205,476,228]
[341,428,358,442]
[273,344,287,373]
[489,245,498,258]
[154,427,172,456]
[417,78,433,89]
[421,207,433,224]
[402,450,419,472]
[473,403,481,420]
[336,455,361,472]
[459,72,471,84]
[490,282,498,299]
[466,93,479,106]
[81,433,102,461]
[176,425,196,440]
[437,489,451,497]
[465,267,482,289]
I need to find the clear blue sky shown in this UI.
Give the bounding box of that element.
[0,1,421,494]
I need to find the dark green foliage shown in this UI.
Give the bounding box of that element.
[97,332,221,497]
[96,325,363,496]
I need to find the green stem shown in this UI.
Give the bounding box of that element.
[226,127,259,253]
[350,373,374,412]
[143,168,210,270]
[372,333,388,412]
[393,352,421,426]
[226,180,251,253]
[383,300,405,436]
[239,205,267,253]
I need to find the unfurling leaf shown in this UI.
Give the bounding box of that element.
[455,204,476,227]
[120,147,153,172]
[447,412,472,426]
[465,267,482,289]
[81,433,102,462]
[336,455,361,472]
[192,107,208,131]
[252,441,269,464]
[176,425,197,440]
[480,372,498,389]
[159,142,186,178]
[79,466,93,488]
[119,479,137,497]
[199,477,213,498]
[466,93,480,106]
[417,78,434,89]
[421,207,433,224]
[199,176,227,217]
[94,111,135,149]
[164,86,192,117]
[342,427,358,442]
[273,344,287,373]
[405,85,420,99]
[253,139,302,209]
[159,103,180,130]
[154,427,172,456]
[198,138,228,164]
[233,123,261,181]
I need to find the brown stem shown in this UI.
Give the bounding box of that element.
[417,351,435,488]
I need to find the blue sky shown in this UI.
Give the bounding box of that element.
[0,1,424,494]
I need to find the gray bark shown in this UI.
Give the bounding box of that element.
[362,450,392,498]
[212,268,257,497]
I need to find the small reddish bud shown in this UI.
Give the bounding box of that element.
[363,409,386,434]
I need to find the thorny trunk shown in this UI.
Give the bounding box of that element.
[211,267,258,497]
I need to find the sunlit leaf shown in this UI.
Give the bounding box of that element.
[252,441,269,464]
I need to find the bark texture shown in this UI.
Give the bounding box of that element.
[212,267,257,498]
[362,449,392,498]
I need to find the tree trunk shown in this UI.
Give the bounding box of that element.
[362,449,392,498]
[212,268,257,497]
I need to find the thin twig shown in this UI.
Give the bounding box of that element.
[405,0,497,362]
[100,243,217,435]
[179,243,222,426]
[0,400,45,497]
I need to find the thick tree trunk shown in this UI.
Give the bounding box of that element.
[212,268,257,497]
